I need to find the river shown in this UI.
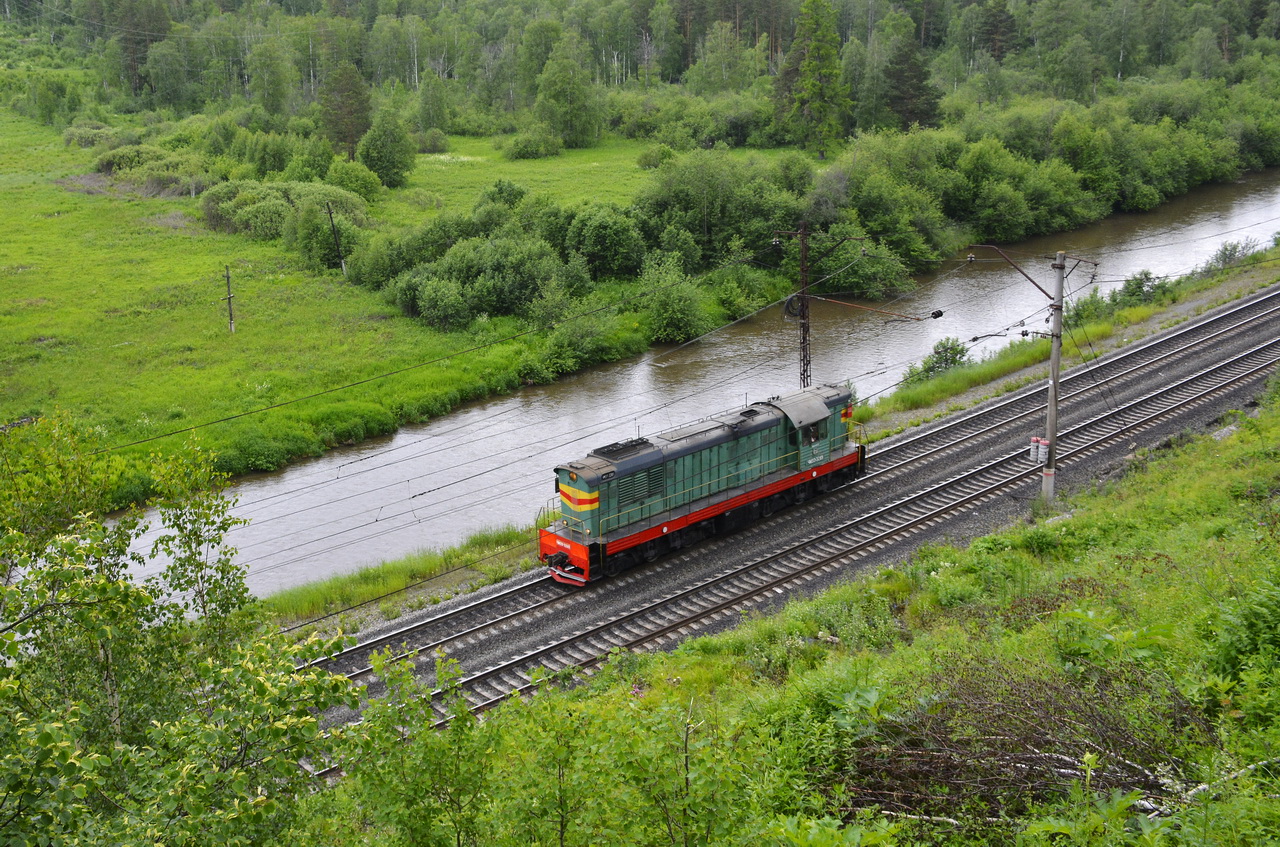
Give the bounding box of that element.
[150,169,1280,596]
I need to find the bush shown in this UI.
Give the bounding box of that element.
[232,198,292,240]
[348,235,396,289]
[503,126,563,160]
[903,337,973,385]
[417,128,449,153]
[564,204,645,278]
[430,236,563,316]
[63,121,115,149]
[325,158,383,202]
[94,144,167,174]
[278,182,366,224]
[357,110,417,188]
[387,271,423,318]
[414,274,472,331]
[643,253,712,343]
[293,201,363,271]
[201,181,286,232]
[637,144,675,169]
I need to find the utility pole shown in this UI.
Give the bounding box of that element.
[797,221,811,389]
[326,203,347,278]
[971,245,1084,505]
[775,223,814,388]
[1042,251,1066,502]
[222,265,235,333]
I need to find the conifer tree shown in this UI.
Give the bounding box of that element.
[884,37,941,127]
[319,60,372,159]
[778,0,847,158]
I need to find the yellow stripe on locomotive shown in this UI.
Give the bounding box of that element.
[559,481,600,511]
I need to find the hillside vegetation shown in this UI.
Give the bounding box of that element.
[5,0,1280,495]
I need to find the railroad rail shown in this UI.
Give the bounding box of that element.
[412,336,1280,721]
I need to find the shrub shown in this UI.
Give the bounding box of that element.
[431,236,563,316]
[293,201,363,271]
[326,158,383,202]
[503,126,563,160]
[348,235,396,289]
[564,203,645,278]
[200,180,272,232]
[278,182,366,224]
[357,110,417,188]
[637,144,675,169]
[387,271,423,317]
[643,253,712,343]
[233,198,292,240]
[63,121,115,149]
[418,128,449,153]
[903,337,973,385]
[94,144,167,174]
[414,274,472,331]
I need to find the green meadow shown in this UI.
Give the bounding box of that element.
[372,135,661,227]
[0,110,680,486]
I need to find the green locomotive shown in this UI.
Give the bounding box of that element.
[538,383,866,584]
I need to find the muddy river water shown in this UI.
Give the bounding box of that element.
[150,170,1280,596]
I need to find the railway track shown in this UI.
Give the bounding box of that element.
[420,335,1280,719]
[308,284,1280,737]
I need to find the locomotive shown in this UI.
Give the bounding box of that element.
[537,383,867,585]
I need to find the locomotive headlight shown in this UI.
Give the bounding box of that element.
[569,472,577,481]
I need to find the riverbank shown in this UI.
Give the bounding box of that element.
[266,243,1280,634]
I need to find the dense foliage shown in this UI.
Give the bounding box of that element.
[0,418,357,845]
[6,0,1280,312]
[6,0,1280,412]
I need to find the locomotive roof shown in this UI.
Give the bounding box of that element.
[557,384,852,486]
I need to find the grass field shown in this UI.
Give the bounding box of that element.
[0,109,675,482]
[373,135,657,225]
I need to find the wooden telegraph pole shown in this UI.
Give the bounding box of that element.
[222,265,235,333]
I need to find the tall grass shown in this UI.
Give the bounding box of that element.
[262,524,537,626]
[873,337,1052,414]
